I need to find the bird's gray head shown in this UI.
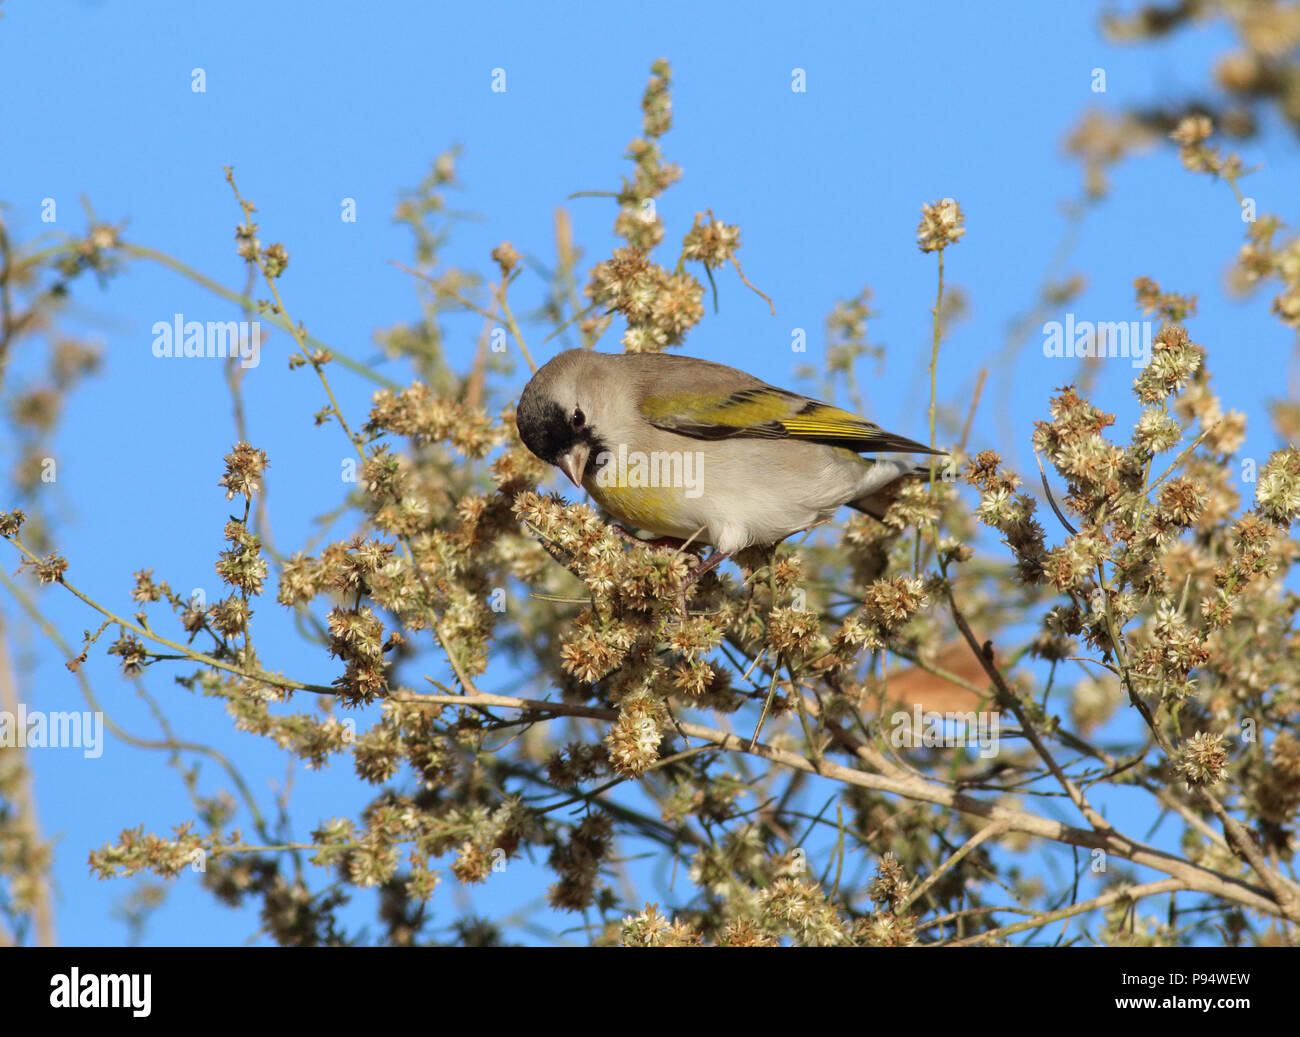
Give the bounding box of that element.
[516,350,608,488]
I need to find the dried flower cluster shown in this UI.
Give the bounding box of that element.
[916,198,966,252]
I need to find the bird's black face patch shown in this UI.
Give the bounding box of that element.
[516,392,574,465]
[517,388,607,468]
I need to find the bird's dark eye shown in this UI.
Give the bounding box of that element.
[571,408,586,429]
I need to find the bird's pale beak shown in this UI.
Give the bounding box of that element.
[557,442,591,488]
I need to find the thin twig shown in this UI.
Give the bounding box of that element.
[400,689,1288,918]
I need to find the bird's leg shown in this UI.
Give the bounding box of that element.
[676,548,729,615]
[685,548,728,587]
[610,523,717,614]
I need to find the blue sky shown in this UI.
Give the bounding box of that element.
[0,1,1294,944]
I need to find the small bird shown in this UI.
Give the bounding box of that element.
[516,349,944,582]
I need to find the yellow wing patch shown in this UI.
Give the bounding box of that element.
[640,389,793,429]
[779,402,881,440]
[640,385,937,454]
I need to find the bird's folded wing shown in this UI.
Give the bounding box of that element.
[639,386,940,454]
